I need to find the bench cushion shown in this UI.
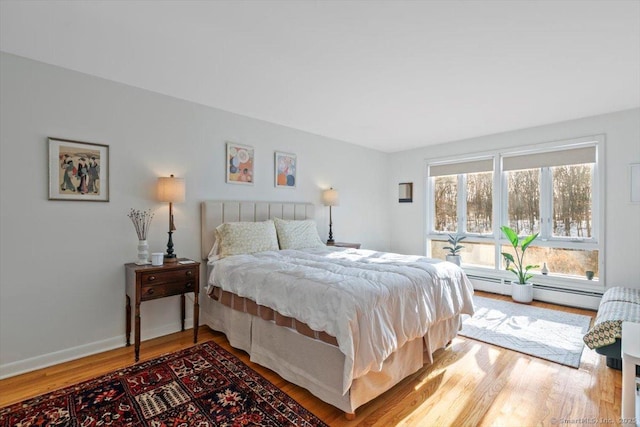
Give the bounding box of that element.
[583,287,640,350]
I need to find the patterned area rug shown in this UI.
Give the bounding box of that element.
[459,296,592,368]
[0,341,327,426]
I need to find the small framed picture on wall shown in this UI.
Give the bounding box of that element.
[274,151,296,188]
[226,142,255,185]
[48,137,109,202]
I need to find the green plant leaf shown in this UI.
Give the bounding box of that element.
[521,233,539,252]
[524,273,534,282]
[524,264,540,271]
[501,252,515,263]
[501,226,519,248]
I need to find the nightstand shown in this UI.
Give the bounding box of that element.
[125,259,200,362]
[327,242,361,249]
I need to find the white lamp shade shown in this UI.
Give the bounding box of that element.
[157,175,185,203]
[322,188,339,206]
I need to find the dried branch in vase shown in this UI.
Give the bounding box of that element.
[128,209,154,240]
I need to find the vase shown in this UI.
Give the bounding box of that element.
[511,281,533,304]
[136,239,150,265]
[541,263,549,275]
[446,255,461,266]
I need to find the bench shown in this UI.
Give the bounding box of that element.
[583,287,640,372]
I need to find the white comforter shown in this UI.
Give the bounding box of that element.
[208,247,474,393]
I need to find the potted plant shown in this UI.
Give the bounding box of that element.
[500,225,539,303]
[444,233,466,266]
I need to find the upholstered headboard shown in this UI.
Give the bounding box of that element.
[200,201,317,260]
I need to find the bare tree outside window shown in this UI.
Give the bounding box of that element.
[507,169,540,235]
[552,164,593,238]
[466,171,493,233]
[434,175,457,232]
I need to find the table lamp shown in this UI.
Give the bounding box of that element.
[322,187,339,244]
[157,174,185,263]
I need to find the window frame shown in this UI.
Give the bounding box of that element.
[427,156,496,238]
[425,135,605,290]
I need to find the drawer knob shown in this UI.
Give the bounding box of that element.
[148,276,156,282]
[185,271,193,277]
[147,288,155,295]
[186,282,193,288]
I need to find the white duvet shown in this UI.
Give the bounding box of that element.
[208,247,474,394]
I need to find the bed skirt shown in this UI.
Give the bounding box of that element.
[202,295,461,414]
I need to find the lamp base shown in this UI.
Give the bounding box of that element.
[326,239,335,245]
[164,254,178,263]
[165,230,178,263]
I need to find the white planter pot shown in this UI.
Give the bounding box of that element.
[446,255,461,266]
[511,281,533,304]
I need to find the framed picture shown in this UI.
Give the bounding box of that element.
[226,142,254,185]
[399,182,413,203]
[48,137,109,201]
[274,151,296,188]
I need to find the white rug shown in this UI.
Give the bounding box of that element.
[459,296,592,368]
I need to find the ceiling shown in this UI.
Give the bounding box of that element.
[1,1,639,153]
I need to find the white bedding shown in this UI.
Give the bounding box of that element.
[207,246,474,393]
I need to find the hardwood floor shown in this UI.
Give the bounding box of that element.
[0,291,620,426]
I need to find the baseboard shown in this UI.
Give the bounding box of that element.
[0,320,194,380]
[469,277,601,310]
[0,335,123,380]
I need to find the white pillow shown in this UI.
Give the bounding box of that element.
[207,230,221,262]
[274,218,324,250]
[215,220,279,257]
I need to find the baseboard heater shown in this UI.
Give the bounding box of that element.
[466,274,502,284]
[531,283,603,298]
[466,274,602,310]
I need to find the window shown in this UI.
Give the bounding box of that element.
[552,164,593,238]
[427,137,603,287]
[433,175,457,232]
[430,158,493,235]
[506,168,540,235]
[466,171,493,234]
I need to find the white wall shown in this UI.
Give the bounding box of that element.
[0,53,391,377]
[2,50,639,378]
[388,108,640,290]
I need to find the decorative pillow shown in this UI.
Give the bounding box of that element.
[215,220,279,257]
[273,218,324,250]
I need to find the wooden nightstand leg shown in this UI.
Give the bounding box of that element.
[134,302,141,362]
[194,291,199,343]
[126,295,131,346]
[180,294,185,331]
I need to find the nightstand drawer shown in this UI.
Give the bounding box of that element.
[141,268,195,285]
[141,281,196,301]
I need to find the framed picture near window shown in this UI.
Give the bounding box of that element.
[48,137,109,202]
[226,142,254,185]
[275,151,296,188]
[399,182,413,203]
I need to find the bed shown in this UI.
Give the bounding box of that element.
[200,201,474,417]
